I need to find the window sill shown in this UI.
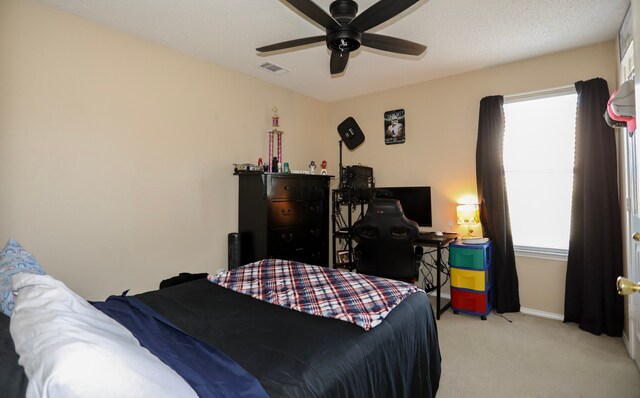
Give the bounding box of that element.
[513,246,568,261]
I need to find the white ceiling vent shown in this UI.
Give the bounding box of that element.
[259,61,289,74]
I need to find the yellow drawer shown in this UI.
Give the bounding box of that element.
[451,267,488,291]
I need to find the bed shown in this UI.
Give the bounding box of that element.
[0,252,441,397]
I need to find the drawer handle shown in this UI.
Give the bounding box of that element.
[282,233,293,242]
[281,208,292,216]
[284,186,290,191]
[310,228,320,236]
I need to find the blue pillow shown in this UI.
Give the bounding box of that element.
[0,239,46,316]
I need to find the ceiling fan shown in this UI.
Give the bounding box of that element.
[256,0,427,75]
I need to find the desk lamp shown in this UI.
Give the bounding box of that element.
[457,204,479,238]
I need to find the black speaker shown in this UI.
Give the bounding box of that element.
[228,232,241,270]
[337,117,365,150]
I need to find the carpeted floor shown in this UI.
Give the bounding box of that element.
[433,303,640,398]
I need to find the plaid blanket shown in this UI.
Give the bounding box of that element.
[207,259,422,330]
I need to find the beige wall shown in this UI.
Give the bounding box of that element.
[0,0,332,299]
[328,42,618,315]
[1,1,620,316]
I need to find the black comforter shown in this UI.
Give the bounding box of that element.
[1,278,441,397]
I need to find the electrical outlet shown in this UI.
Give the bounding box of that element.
[447,220,454,229]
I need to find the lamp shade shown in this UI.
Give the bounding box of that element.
[457,204,479,225]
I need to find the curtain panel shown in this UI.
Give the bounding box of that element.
[476,95,521,313]
[564,78,623,337]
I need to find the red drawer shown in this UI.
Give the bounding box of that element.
[451,287,491,316]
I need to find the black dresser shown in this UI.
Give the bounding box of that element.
[237,173,331,267]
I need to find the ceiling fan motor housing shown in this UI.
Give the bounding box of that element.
[328,0,361,53]
[330,0,358,23]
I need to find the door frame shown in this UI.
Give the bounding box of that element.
[623,128,640,369]
[622,0,640,370]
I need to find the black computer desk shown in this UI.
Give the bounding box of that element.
[415,232,458,320]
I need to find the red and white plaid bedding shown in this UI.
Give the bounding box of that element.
[207,259,422,330]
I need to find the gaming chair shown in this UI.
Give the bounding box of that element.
[352,199,423,283]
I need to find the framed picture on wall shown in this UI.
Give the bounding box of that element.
[384,109,405,145]
[619,4,632,61]
[337,250,350,266]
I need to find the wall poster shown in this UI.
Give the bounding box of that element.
[384,109,405,145]
[619,4,632,62]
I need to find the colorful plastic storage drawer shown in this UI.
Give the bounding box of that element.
[450,267,489,291]
[451,287,491,315]
[449,242,491,269]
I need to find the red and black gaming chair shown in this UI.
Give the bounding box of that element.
[352,199,423,283]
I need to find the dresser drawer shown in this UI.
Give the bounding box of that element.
[269,201,324,226]
[297,245,327,266]
[268,226,327,265]
[269,225,325,246]
[270,177,302,200]
[450,267,489,291]
[302,178,327,200]
[269,243,327,265]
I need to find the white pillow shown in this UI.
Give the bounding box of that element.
[10,273,198,398]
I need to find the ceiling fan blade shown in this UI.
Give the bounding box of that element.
[256,35,325,52]
[361,33,426,56]
[330,51,350,74]
[350,0,419,32]
[285,0,340,30]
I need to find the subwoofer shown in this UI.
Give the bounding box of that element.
[228,232,241,270]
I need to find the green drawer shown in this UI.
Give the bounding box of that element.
[449,242,491,270]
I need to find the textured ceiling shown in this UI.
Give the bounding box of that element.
[36,0,629,102]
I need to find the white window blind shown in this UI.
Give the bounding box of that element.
[503,89,577,255]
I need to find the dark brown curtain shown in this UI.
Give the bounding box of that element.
[476,95,521,313]
[564,78,623,336]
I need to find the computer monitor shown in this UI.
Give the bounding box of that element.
[375,186,432,227]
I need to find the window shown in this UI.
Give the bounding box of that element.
[503,88,577,257]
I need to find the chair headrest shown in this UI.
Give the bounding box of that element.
[365,198,404,216]
[355,199,419,237]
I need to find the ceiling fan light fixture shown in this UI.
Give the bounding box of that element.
[327,29,362,52]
